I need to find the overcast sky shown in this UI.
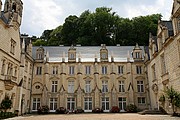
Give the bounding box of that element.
[2,0,173,37]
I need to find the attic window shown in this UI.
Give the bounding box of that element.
[102,53,107,59]
[135,52,140,58]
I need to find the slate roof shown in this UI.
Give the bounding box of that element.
[161,21,174,36]
[32,46,144,62]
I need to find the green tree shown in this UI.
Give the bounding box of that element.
[165,86,180,114]
[1,95,12,112]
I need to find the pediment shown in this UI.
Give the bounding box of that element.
[66,77,76,80]
[100,76,110,80]
[49,75,60,80]
[135,76,145,80]
[83,76,93,80]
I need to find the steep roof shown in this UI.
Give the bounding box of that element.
[161,21,174,36]
[32,46,144,62]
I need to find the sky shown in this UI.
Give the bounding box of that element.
[1,0,173,37]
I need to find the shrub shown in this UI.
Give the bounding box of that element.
[0,112,15,119]
[56,107,66,114]
[38,105,49,114]
[110,106,120,113]
[92,108,103,113]
[1,95,12,112]
[74,107,84,114]
[159,95,165,102]
[126,104,137,113]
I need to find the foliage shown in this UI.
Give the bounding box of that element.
[159,95,165,102]
[92,108,103,113]
[110,106,120,113]
[0,111,15,119]
[0,95,12,112]
[164,86,180,114]
[126,104,138,113]
[56,107,67,114]
[32,7,161,46]
[74,107,84,114]
[37,105,49,114]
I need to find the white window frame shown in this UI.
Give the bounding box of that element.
[85,81,91,93]
[102,81,108,93]
[136,66,142,74]
[49,98,57,112]
[138,97,146,104]
[102,66,107,74]
[51,81,58,93]
[52,66,58,75]
[119,81,125,92]
[135,52,140,58]
[119,97,126,112]
[68,81,74,93]
[85,66,91,75]
[102,97,109,112]
[69,66,75,75]
[32,98,40,111]
[67,98,75,110]
[84,97,92,112]
[118,66,124,74]
[137,81,144,92]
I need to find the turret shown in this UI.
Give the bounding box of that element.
[3,0,23,27]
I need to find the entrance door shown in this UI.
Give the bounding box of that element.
[118,97,126,112]
[67,98,75,110]
[50,98,57,112]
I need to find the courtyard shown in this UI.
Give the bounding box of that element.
[6,114,180,120]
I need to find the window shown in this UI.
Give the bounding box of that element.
[102,53,107,59]
[152,64,156,80]
[69,53,75,59]
[32,98,40,110]
[7,63,13,76]
[135,52,140,58]
[51,81,58,92]
[68,81,74,93]
[137,81,144,92]
[14,66,17,77]
[85,66,91,75]
[118,66,124,74]
[37,53,43,60]
[50,98,57,111]
[136,66,142,74]
[69,66,75,75]
[119,81,125,92]
[102,97,109,111]
[36,67,42,75]
[29,64,32,75]
[138,97,146,104]
[85,81,91,93]
[28,78,31,89]
[52,66,58,75]
[84,97,92,111]
[67,98,75,110]
[23,76,27,89]
[161,54,166,75]
[10,39,16,54]
[102,81,108,93]
[1,60,5,75]
[102,66,107,74]
[119,97,126,111]
[25,60,28,72]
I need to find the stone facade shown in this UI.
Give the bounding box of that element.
[145,0,180,114]
[31,45,148,112]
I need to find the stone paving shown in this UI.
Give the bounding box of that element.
[6,113,180,120]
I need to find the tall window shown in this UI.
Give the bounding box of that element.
[102,66,107,74]
[137,81,144,92]
[69,66,75,75]
[67,98,75,110]
[138,97,146,104]
[10,39,16,54]
[32,98,40,111]
[29,64,32,75]
[161,54,166,75]
[102,53,107,59]
[28,78,31,90]
[50,98,57,111]
[69,53,75,59]
[52,66,58,75]
[84,97,92,111]
[118,66,124,74]
[1,60,5,75]
[85,81,91,93]
[36,66,42,75]
[25,60,28,72]
[152,64,156,80]
[68,81,74,93]
[102,81,108,93]
[119,97,126,111]
[119,81,125,92]
[37,53,43,59]
[23,76,27,89]
[51,81,58,92]
[85,66,91,75]
[7,63,13,76]
[136,66,142,74]
[102,97,109,111]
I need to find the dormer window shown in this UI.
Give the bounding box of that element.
[36,47,44,60]
[100,44,108,62]
[135,52,140,58]
[37,53,42,59]
[132,43,143,61]
[68,45,76,62]
[69,53,75,59]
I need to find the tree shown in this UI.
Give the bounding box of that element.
[164,86,180,114]
[1,94,12,112]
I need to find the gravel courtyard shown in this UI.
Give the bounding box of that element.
[6,114,180,120]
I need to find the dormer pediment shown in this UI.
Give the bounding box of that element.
[116,76,126,80]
